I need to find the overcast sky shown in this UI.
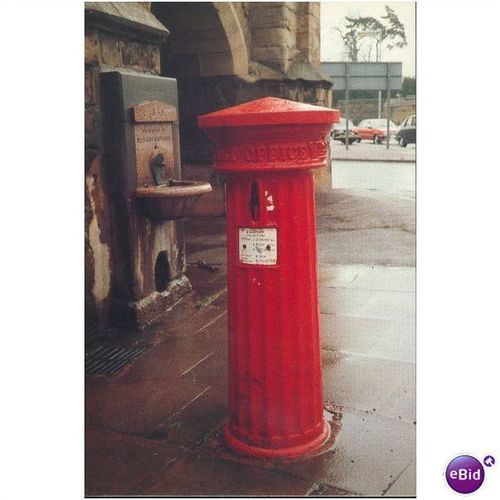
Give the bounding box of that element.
[321,2,416,77]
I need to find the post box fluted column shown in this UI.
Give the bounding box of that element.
[199,97,340,458]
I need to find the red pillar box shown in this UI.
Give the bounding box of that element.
[198,97,340,458]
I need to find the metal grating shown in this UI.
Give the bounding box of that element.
[85,343,148,376]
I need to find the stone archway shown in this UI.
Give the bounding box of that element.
[151,2,333,212]
[152,2,249,78]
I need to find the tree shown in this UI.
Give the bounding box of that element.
[336,28,360,62]
[402,77,416,97]
[337,5,407,62]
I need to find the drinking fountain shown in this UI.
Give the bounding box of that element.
[100,71,211,328]
[135,152,211,221]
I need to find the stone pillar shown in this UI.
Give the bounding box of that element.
[297,2,321,68]
[85,3,191,333]
[249,2,297,73]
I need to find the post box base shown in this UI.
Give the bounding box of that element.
[223,421,331,459]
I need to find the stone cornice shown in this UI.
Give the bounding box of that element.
[85,2,169,43]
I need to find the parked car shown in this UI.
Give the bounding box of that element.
[354,118,398,144]
[331,118,358,144]
[395,115,416,147]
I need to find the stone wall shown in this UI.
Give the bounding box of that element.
[249,2,297,72]
[248,2,321,73]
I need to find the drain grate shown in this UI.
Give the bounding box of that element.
[85,343,148,376]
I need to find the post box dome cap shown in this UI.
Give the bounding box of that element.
[198,97,340,128]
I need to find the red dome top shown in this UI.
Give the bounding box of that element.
[198,97,340,128]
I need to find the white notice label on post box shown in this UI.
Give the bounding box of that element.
[239,228,277,265]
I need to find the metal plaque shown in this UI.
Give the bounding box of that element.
[239,228,277,265]
[132,101,177,185]
[134,123,175,185]
[132,100,177,123]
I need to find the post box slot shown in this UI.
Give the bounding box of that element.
[250,181,260,222]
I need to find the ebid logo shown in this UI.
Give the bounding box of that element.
[445,454,494,494]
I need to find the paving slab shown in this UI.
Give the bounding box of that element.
[150,382,227,446]
[308,483,357,496]
[185,263,228,300]
[362,289,415,321]
[276,407,416,496]
[118,318,227,385]
[85,427,185,496]
[322,350,415,422]
[320,313,415,363]
[316,189,415,233]
[186,245,227,266]
[86,374,210,437]
[191,310,228,345]
[384,459,416,497]
[185,221,228,265]
[181,340,228,386]
[318,264,362,288]
[319,287,415,321]
[141,453,315,496]
[319,287,374,316]
[332,161,416,194]
[317,229,415,267]
[318,264,415,292]
[162,344,229,445]
[149,301,225,339]
[185,217,227,243]
[349,265,415,292]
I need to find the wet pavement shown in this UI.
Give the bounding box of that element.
[332,160,415,194]
[86,161,415,496]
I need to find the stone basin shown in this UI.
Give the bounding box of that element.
[135,179,212,220]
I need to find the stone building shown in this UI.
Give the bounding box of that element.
[85,2,333,334]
